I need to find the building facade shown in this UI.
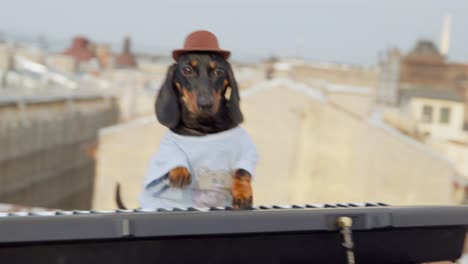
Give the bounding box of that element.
[0,92,119,209]
[378,40,468,126]
[400,88,466,141]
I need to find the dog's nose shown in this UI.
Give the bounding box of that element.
[197,96,214,111]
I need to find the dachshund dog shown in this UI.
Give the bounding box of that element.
[116,52,257,210]
[156,52,243,135]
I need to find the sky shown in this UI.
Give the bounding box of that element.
[0,0,467,66]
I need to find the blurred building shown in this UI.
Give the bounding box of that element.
[0,37,121,209]
[376,39,468,205]
[0,43,14,88]
[400,88,466,142]
[0,43,79,89]
[63,36,100,73]
[95,44,112,70]
[114,37,137,69]
[0,90,119,209]
[377,48,401,105]
[291,60,378,88]
[64,36,94,63]
[46,53,76,73]
[378,39,468,126]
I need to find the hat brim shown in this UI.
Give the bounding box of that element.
[172,48,231,61]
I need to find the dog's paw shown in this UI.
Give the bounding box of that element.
[169,167,191,188]
[232,169,253,210]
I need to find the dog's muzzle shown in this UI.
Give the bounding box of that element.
[197,96,214,112]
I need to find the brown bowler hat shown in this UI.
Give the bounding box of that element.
[172,30,231,60]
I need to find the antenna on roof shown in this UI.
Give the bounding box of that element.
[439,14,452,57]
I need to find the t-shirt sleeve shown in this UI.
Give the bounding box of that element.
[142,134,189,188]
[233,131,259,177]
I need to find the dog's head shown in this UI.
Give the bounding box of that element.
[155,52,243,134]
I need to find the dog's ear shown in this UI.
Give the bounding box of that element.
[155,64,180,128]
[226,63,244,124]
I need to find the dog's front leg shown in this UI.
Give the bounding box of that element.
[169,167,192,188]
[232,169,253,209]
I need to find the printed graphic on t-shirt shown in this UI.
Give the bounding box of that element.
[192,166,233,207]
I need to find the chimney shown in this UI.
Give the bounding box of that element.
[115,36,137,68]
[123,37,131,54]
[1,49,15,88]
[64,36,95,63]
[440,14,452,57]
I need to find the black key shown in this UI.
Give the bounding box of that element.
[305,204,319,208]
[349,203,366,207]
[191,207,210,212]
[272,205,302,209]
[337,204,350,208]
[324,204,337,208]
[209,207,225,211]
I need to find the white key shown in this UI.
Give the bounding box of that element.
[135,208,157,213]
[307,204,325,208]
[351,203,366,207]
[116,209,133,213]
[0,212,9,217]
[274,205,294,209]
[91,210,116,214]
[192,207,210,212]
[56,211,74,215]
[30,211,57,216]
[73,210,91,214]
[9,212,30,216]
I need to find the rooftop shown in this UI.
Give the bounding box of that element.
[400,88,464,103]
[404,39,445,65]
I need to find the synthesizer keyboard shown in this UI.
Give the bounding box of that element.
[0,203,467,264]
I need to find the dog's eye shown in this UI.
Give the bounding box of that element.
[213,68,225,77]
[182,66,194,76]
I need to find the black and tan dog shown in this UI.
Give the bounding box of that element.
[116,31,256,210]
[157,52,242,136]
[155,52,253,209]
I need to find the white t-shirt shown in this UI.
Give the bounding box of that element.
[139,126,259,209]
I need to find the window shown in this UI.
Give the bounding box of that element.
[440,107,451,124]
[421,105,433,123]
